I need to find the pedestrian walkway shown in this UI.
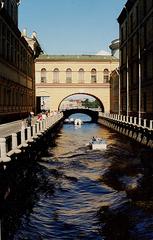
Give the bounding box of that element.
[0,118,36,138]
[0,112,63,162]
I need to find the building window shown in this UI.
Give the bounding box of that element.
[78,68,84,83]
[53,68,59,83]
[103,69,110,83]
[41,68,47,83]
[66,68,72,83]
[91,68,97,83]
[143,92,147,112]
[2,23,6,58]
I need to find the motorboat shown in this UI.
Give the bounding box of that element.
[64,118,74,123]
[89,137,107,150]
[74,118,83,126]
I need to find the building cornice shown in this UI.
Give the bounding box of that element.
[36,83,110,88]
[117,0,136,24]
[37,54,118,62]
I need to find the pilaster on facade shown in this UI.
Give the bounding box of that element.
[118,0,153,120]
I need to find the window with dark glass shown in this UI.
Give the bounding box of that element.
[91,68,97,83]
[66,68,72,83]
[41,68,47,83]
[53,68,59,83]
[103,69,109,83]
[78,68,84,83]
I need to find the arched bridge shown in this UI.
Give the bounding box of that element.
[62,108,99,123]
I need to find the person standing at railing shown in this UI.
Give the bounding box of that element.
[37,113,43,122]
[26,113,32,127]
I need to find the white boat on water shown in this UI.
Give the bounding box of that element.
[89,137,107,150]
[74,118,83,126]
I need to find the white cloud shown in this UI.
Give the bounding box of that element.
[96,50,111,55]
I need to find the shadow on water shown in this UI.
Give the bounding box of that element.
[0,157,58,240]
[1,121,153,240]
[98,140,153,240]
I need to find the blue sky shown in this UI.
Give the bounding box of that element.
[19,0,126,55]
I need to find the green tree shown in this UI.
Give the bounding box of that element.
[82,99,100,108]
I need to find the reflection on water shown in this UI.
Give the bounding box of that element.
[2,117,153,240]
[69,113,92,122]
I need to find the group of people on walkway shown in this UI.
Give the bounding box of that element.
[22,111,49,128]
[21,110,58,130]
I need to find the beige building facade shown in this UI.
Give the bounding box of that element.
[35,55,119,113]
[0,0,41,123]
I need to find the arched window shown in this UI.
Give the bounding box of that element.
[103,69,110,83]
[91,68,97,83]
[66,68,72,83]
[78,68,84,83]
[53,68,59,83]
[41,68,47,83]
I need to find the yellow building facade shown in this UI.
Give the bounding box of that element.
[35,55,119,113]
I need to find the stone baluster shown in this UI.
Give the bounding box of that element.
[149,120,153,130]
[32,124,38,139]
[134,117,137,125]
[143,119,147,128]
[0,138,11,162]
[32,125,36,137]
[12,133,17,150]
[12,133,21,154]
[36,122,42,136]
[21,129,28,147]
[138,118,141,126]
[27,127,33,142]
[36,122,39,133]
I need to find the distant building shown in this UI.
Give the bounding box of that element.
[0,0,42,123]
[118,0,153,120]
[60,99,83,110]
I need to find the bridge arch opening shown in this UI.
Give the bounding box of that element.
[58,93,104,123]
[58,93,104,112]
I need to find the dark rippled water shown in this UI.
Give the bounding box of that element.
[2,114,153,240]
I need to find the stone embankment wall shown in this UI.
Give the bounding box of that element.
[0,113,64,163]
[98,116,153,149]
[0,112,64,203]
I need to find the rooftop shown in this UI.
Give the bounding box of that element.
[37,54,118,62]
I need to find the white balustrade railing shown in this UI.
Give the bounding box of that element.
[98,112,153,130]
[0,112,63,162]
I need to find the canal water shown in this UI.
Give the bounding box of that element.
[2,114,153,240]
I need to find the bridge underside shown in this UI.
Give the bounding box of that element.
[62,109,99,123]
